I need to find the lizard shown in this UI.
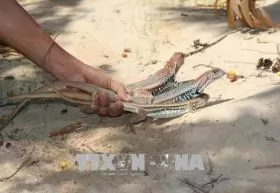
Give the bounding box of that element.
[0,30,234,134]
[152,67,226,104]
[7,88,210,121]
[0,52,186,134]
[0,64,226,139]
[125,52,186,104]
[0,28,241,144]
[5,67,225,123]
[0,28,238,131]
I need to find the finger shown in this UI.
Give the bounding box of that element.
[117,90,131,102]
[80,102,124,117]
[96,108,110,117]
[84,68,130,102]
[110,80,130,102]
[91,93,101,108]
[80,93,101,114]
[108,101,124,117]
[99,91,110,108]
[88,92,115,116]
[79,104,96,114]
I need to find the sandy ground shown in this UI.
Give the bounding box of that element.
[1,0,280,192]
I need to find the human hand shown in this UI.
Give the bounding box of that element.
[58,63,130,117]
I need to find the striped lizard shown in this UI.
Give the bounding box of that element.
[0,30,239,142]
[0,52,185,131]
[0,53,225,136]
[6,81,210,122]
[5,67,225,123]
[126,52,185,104]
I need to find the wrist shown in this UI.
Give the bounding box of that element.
[43,43,86,82]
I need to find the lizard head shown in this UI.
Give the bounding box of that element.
[195,67,226,93]
[208,67,226,80]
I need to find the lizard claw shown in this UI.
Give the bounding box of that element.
[190,93,210,111]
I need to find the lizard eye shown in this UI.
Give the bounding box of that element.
[212,68,220,74]
[212,68,225,78]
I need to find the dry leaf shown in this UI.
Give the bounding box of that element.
[124,48,131,53]
[59,160,70,170]
[122,53,128,58]
[227,71,238,82]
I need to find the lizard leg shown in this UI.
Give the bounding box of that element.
[190,93,210,111]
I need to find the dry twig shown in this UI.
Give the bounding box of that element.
[48,122,83,137]
[180,178,209,193]
[254,164,280,170]
[184,30,238,58]
[203,174,224,186]
[0,147,37,182]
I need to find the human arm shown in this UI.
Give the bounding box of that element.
[0,0,129,116]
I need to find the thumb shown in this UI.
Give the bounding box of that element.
[110,79,130,102]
